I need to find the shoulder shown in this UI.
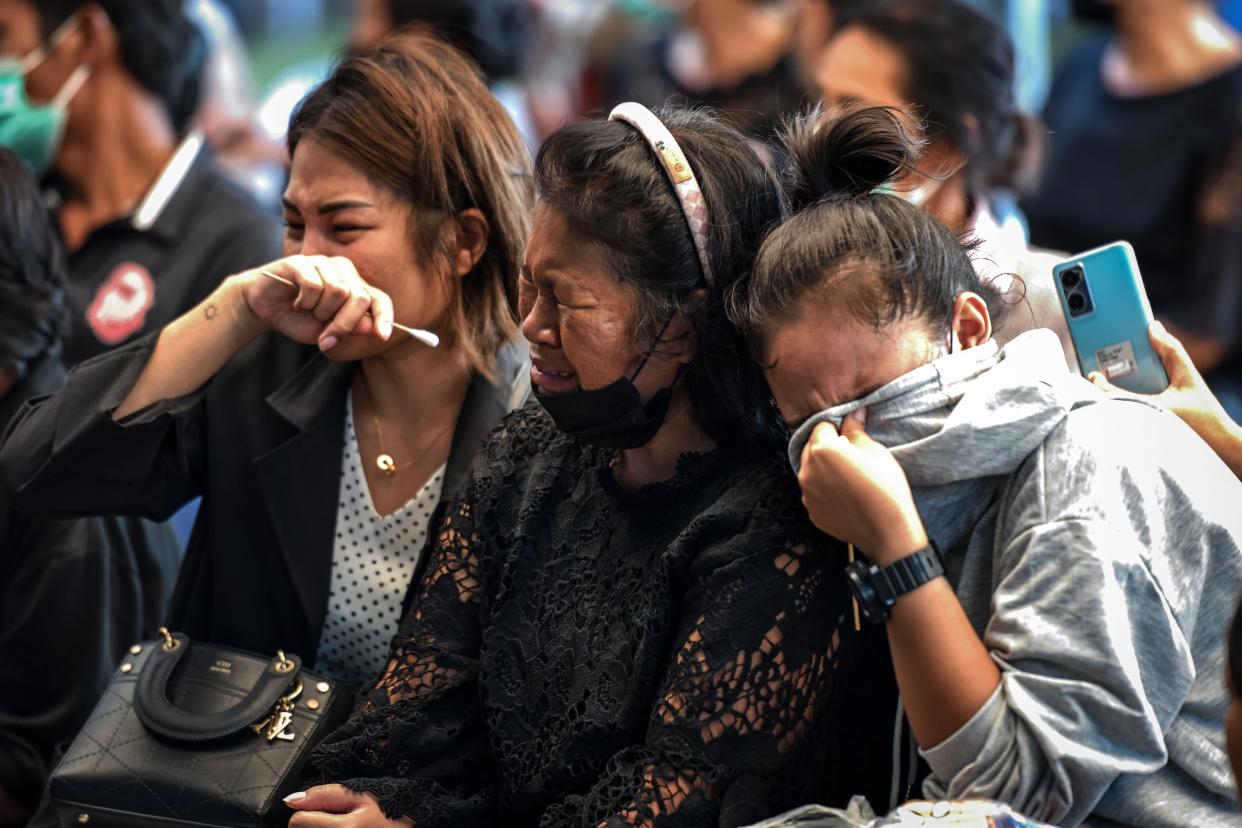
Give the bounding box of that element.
[713,450,808,527]
[463,400,579,500]
[1047,395,1218,477]
[1007,393,1242,549]
[691,450,843,571]
[484,399,566,458]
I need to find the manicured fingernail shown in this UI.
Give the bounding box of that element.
[850,406,868,425]
[319,336,338,351]
[284,791,306,803]
[380,320,393,340]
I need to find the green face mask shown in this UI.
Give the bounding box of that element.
[0,16,89,175]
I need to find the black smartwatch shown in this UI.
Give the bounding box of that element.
[845,543,944,623]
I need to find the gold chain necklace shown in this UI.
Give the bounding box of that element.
[357,377,454,478]
[371,415,453,478]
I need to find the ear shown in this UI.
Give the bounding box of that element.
[951,291,991,350]
[450,208,489,279]
[75,4,120,69]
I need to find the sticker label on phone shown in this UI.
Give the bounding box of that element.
[1095,341,1138,379]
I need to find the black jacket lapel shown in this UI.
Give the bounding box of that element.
[254,354,353,649]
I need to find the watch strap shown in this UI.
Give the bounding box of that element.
[881,543,944,595]
[846,542,944,624]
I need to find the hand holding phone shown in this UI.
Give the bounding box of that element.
[1091,321,1242,479]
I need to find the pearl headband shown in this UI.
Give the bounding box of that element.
[608,102,715,286]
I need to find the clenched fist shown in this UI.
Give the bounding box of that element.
[796,408,929,565]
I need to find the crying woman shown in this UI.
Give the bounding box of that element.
[732,105,1242,828]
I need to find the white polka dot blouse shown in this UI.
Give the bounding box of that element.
[314,395,446,684]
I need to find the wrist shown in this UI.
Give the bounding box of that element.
[869,522,930,567]
[221,274,271,340]
[847,540,944,623]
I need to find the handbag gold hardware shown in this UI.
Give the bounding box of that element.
[157,627,181,653]
[250,677,303,742]
[273,650,295,673]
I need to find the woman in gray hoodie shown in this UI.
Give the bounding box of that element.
[730,105,1242,826]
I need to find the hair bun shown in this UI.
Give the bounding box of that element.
[782,105,923,211]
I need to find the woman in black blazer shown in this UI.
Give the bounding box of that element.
[0,33,533,680]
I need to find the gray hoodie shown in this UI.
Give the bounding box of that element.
[790,330,1242,827]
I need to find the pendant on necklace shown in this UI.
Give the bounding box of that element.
[376,454,397,477]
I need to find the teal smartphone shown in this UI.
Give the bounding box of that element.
[1052,241,1169,394]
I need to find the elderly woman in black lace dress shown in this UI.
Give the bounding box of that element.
[287,103,857,828]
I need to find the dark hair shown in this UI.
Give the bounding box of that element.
[1232,598,1242,697]
[0,148,67,380]
[39,0,207,134]
[289,32,533,379]
[535,105,788,448]
[732,105,1008,349]
[833,0,1038,194]
[385,0,529,81]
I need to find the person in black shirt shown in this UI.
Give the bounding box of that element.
[0,0,280,366]
[0,148,179,826]
[1023,0,1242,412]
[288,104,859,827]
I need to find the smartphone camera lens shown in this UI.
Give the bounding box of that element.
[1062,265,1094,318]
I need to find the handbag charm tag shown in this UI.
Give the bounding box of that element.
[251,677,302,742]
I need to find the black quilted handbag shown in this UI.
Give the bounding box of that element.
[47,629,353,827]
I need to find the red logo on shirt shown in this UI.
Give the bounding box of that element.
[86,263,156,345]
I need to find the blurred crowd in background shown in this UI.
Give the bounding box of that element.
[197,0,1148,204]
[194,0,1242,195]
[194,0,1242,426]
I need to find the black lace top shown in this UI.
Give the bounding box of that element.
[305,403,854,827]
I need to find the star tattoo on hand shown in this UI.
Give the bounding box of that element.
[204,303,219,321]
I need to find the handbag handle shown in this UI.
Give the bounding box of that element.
[133,630,302,741]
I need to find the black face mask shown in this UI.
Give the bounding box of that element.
[534,341,678,449]
[536,379,676,449]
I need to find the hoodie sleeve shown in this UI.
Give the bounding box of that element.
[919,420,1202,826]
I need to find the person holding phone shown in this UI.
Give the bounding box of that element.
[0,33,532,686]
[1092,321,1242,479]
[1024,0,1242,415]
[734,105,1242,826]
